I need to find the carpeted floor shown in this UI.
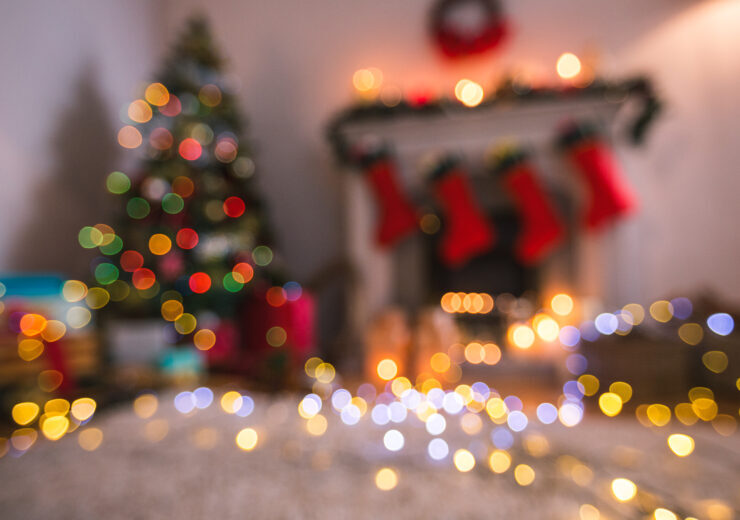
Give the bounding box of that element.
[0,392,738,519]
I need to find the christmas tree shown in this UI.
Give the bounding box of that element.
[79,17,284,356]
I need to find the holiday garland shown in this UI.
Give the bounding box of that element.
[327,77,661,166]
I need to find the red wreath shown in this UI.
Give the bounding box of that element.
[431,0,509,59]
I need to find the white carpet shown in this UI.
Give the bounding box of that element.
[0,392,738,519]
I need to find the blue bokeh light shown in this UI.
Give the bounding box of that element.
[707,313,734,336]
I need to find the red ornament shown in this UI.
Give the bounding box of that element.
[176,228,199,249]
[223,196,246,218]
[178,138,202,161]
[189,272,211,293]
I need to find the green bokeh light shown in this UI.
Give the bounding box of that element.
[78,226,103,249]
[106,171,131,195]
[99,235,123,255]
[95,263,120,285]
[127,197,150,219]
[252,245,273,266]
[162,193,184,214]
[222,272,244,293]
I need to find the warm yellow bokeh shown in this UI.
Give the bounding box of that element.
[654,508,678,520]
[598,392,622,417]
[235,428,258,451]
[220,391,243,414]
[70,397,96,422]
[667,433,694,456]
[145,82,170,106]
[578,374,599,396]
[556,53,582,79]
[306,414,328,436]
[149,233,172,255]
[551,293,574,316]
[376,359,398,380]
[134,394,159,419]
[514,464,535,486]
[430,352,451,373]
[374,467,398,490]
[41,415,69,441]
[510,324,535,349]
[488,450,511,473]
[611,478,637,501]
[78,428,104,451]
[453,449,476,472]
[12,402,39,426]
[194,329,217,350]
[646,404,671,426]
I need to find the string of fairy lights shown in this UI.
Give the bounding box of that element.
[2,274,737,518]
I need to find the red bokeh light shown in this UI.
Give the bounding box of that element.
[223,196,246,218]
[150,127,174,150]
[178,138,202,161]
[408,88,435,107]
[160,95,182,117]
[132,268,156,290]
[120,250,144,272]
[266,287,287,307]
[176,228,199,249]
[232,262,254,284]
[189,272,211,294]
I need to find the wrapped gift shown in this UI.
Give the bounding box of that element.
[0,274,100,394]
[239,287,316,385]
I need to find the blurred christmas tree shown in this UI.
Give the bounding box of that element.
[80,17,286,357]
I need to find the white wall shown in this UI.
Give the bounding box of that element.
[0,1,163,277]
[617,0,740,305]
[3,0,740,308]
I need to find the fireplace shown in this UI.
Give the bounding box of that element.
[332,86,653,372]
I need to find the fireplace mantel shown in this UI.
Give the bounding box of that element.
[331,80,656,362]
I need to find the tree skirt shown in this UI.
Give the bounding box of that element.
[0,393,737,519]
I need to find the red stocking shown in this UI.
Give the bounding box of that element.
[559,124,637,231]
[361,155,419,247]
[431,161,495,267]
[494,150,564,264]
